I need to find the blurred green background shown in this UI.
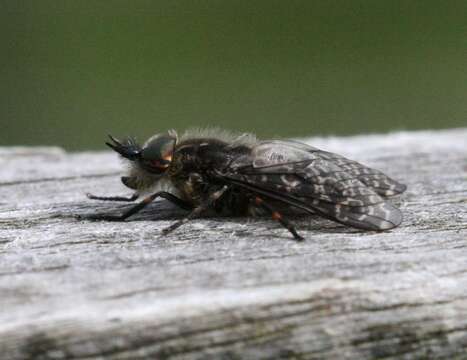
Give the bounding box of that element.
[1,1,466,150]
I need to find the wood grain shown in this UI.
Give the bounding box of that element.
[1,129,466,359]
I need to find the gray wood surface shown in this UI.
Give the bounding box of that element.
[1,128,466,359]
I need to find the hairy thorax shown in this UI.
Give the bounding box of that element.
[168,139,252,212]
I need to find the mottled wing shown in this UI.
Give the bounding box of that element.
[224,140,406,230]
[256,140,406,196]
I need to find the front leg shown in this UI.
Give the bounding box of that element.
[84,191,193,222]
[86,176,141,201]
[86,192,139,202]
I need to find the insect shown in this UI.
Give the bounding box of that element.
[85,129,406,240]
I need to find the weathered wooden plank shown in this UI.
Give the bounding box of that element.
[0,128,466,359]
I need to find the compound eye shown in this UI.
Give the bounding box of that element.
[140,133,176,174]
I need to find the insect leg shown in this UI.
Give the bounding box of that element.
[252,196,304,241]
[86,192,139,202]
[162,185,229,235]
[85,191,193,221]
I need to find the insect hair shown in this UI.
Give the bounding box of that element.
[121,128,257,194]
[88,127,406,240]
[179,127,258,147]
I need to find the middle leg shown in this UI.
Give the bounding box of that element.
[162,185,229,235]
